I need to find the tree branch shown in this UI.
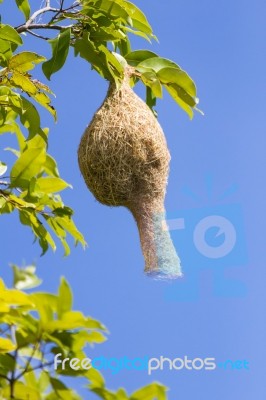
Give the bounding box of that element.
[25,6,59,28]
[26,30,50,41]
[15,2,80,34]
[0,374,11,382]
[16,24,65,33]
[16,341,40,381]
[15,360,54,380]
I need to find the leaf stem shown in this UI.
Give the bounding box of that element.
[15,339,40,380]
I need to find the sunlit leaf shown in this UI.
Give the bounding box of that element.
[141,71,162,98]
[9,51,45,72]
[0,338,16,353]
[157,67,197,98]
[0,38,13,62]
[0,24,23,45]
[44,311,106,332]
[12,264,42,290]
[0,287,34,306]
[58,277,73,318]
[10,146,46,188]
[35,177,70,194]
[44,155,60,177]
[124,0,152,35]
[55,216,87,248]
[130,383,168,400]
[136,56,181,73]
[125,50,157,66]
[50,377,81,400]
[165,84,194,119]
[2,381,40,399]
[10,70,38,95]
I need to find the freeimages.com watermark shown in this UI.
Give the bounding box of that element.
[54,354,250,375]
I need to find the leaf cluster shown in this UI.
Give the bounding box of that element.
[0,25,85,255]
[0,266,168,399]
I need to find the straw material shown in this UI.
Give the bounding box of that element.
[78,69,182,279]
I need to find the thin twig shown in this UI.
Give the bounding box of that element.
[15,341,40,381]
[15,360,54,380]
[9,325,17,398]
[26,30,50,40]
[0,180,9,186]
[0,374,11,382]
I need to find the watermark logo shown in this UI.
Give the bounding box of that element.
[53,354,250,375]
[164,175,248,301]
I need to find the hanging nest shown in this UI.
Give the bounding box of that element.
[78,66,182,279]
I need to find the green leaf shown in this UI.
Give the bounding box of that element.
[0,161,7,176]
[44,311,106,332]
[9,51,45,72]
[38,371,50,392]
[19,96,41,139]
[75,35,122,83]
[157,67,197,98]
[15,0,31,20]
[125,50,157,66]
[0,287,34,307]
[116,388,129,400]
[0,337,16,353]
[146,86,157,113]
[2,381,40,400]
[42,28,71,80]
[50,377,81,400]
[137,56,181,73]
[123,26,151,42]
[141,71,162,98]
[0,354,15,374]
[35,177,70,194]
[12,264,42,290]
[10,147,46,188]
[90,26,126,41]
[19,209,57,255]
[130,383,168,400]
[44,155,60,177]
[23,370,38,390]
[55,216,87,248]
[10,70,38,95]
[71,331,106,352]
[124,1,153,35]
[0,38,13,63]
[0,24,23,45]
[58,277,73,318]
[165,84,194,119]
[32,92,57,121]
[30,293,58,323]
[45,216,70,257]
[91,0,129,21]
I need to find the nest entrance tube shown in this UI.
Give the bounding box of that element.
[78,67,182,279]
[130,200,182,279]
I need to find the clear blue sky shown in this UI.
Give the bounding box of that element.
[1,0,266,399]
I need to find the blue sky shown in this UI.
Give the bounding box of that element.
[1,0,266,398]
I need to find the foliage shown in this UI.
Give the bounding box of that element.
[0,0,200,255]
[0,266,168,399]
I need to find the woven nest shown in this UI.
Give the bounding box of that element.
[78,67,182,279]
[78,72,169,209]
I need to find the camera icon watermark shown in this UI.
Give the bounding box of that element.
[164,179,248,301]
